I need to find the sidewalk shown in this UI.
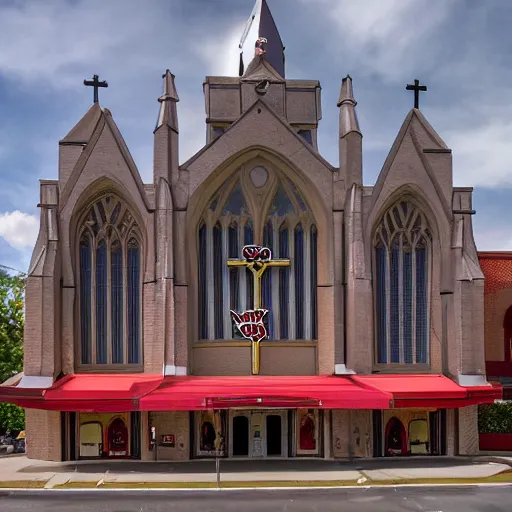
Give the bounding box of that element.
[1,456,511,489]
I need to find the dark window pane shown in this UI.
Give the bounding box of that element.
[416,246,428,363]
[375,246,387,363]
[111,240,123,364]
[213,224,223,339]
[390,244,400,363]
[128,238,141,364]
[198,224,208,339]
[262,222,273,338]
[95,240,108,364]
[311,225,318,340]
[403,249,413,363]
[294,225,304,339]
[279,227,289,339]
[80,236,92,364]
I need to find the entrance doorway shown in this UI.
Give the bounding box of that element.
[385,417,408,456]
[266,415,282,456]
[229,410,287,458]
[232,415,249,456]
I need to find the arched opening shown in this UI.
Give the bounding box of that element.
[195,162,318,343]
[76,192,143,367]
[503,305,512,362]
[385,417,408,456]
[107,417,129,457]
[373,198,432,365]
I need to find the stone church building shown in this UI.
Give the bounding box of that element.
[0,0,500,461]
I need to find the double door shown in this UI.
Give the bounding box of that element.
[229,410,287,458]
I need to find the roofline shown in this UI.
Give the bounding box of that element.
[478,251,512,260]
[180,98,334,172]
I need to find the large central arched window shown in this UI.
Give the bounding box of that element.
[78,193,142,367]
[198,164,318,341]
[373,199,431,365]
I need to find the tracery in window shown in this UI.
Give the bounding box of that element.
[197,166,317,341]
[373,199,431,365]
[78,194,142,366]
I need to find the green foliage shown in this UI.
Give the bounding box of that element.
[0,269,25,430]
[478,402,512,434]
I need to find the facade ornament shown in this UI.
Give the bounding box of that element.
[227,244,290,374]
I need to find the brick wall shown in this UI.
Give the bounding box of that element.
[25,409,62,461]
[479,254,512,363]
[150,412,190,461]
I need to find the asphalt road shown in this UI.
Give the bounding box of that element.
[0,486,511,511]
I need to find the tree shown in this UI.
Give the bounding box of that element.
[0,268,25,431]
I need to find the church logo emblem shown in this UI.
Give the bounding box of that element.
[230,309,268,342]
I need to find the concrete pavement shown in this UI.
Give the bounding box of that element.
[0,456,511,488]
[1,487,512,511]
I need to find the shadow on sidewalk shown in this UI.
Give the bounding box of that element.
[17,456,492,475]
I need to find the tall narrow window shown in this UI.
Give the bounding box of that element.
[197,168,317,341]
[78,194,142,366]
[373,199,431,365]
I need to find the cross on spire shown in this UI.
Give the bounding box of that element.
[84,74,108,104]
[406,79,427,109]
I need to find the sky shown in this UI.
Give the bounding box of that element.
[0,0,512,273]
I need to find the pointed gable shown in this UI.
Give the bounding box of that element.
[369,108,452,223]
[60,108,150,214]
[182,99,334,210]
[60,103,102,144]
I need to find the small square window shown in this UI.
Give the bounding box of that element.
[298,129,313,145]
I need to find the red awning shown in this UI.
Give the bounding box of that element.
[0,374,163,412]
[138,375,393,411]
[41,374,163,412]
[0,373,501,412]
[353,374,502,408]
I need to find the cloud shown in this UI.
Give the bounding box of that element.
[446,120,512,188]
[300,0,459,83]
[0,211,39,251]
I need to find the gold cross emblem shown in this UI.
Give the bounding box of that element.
[227,245,290,374]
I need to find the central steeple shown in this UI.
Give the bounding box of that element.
[239,0,285,78]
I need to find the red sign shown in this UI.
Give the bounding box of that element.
[161,434,175,447]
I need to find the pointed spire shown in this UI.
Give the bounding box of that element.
[337,75,361,136]
[156,69,179,131]
[239,0,285,78]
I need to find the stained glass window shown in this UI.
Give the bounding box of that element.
[373,199,431,365]
[198,171,317,341]
[78,194,142,366]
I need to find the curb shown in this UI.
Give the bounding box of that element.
[1,482,512,492]
[478,456,512,467]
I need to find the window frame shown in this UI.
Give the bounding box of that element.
[75,193,144,372]
[195,161,318,344]
[372,198,433,371]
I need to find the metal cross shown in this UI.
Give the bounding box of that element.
[84,74,108,104]
[227,245,290,375]
[406,79,427,109]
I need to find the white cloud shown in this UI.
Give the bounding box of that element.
[0,211,39,251]
[447,120,512,188]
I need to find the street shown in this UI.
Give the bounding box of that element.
[0,486,511,512]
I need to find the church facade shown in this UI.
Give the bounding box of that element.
[0,0,500,462]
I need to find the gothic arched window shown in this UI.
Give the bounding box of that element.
[78,194,142,366]
[198,165,317,341]
[373,199,431,365]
